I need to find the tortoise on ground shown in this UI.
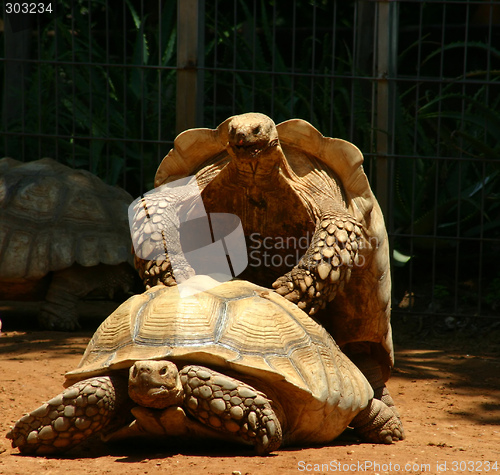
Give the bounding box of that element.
[131,113,399,421]
[0,158,136,330]
[7,277,404,455]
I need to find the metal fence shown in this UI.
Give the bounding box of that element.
[1,0,499,323]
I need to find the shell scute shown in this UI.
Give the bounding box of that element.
[11,176,62,218]
[134,287,223,348]
[219,296,311,357]
[0,231,32,279]
[0,158,133,280]
[67,280,344,400]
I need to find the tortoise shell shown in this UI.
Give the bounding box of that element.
[152,114,393,374]
[66,277,373,445]
[0,158,133,283]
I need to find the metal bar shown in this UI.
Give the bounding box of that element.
[1,54,495,86]
[54,2,59,160]
[251,0,257,112]
[37,6,43,160]
[429,2,447,317]
[157,0,163,169]
[392,309,499,320]
[310,2,317,123]
[375,0,398,217]
[271,2,277,118]
[88,0,93,171]
[70,0,77,168]
[232,0,237,115]
[122,2,128,190]
[291,0,297,118]
[211,0,219,127]
[1,130,175,146]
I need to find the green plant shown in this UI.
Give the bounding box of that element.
[202,1,373,150]
[2,1,177,195]
[433,284,450,300]
[393,41,500,246]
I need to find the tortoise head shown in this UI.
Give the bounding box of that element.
[226,113,282,178]
[128,360,184,409]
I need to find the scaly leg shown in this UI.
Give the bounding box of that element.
[7,376,129,455]
[273,212,363,315]
[351,398,405,444]
[350,354,402,420]
[180,365,282,454]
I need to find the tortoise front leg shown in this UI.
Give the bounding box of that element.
[180,365,282,454]
[273,212,363,314]
[7,376,129,455]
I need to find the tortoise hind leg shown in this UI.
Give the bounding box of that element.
[179,365,282,454]
[40,263,134,331]
[350,353,402,420]
[7,375,128,455]
[351,398,405,444]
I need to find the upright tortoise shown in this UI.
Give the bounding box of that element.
[0,158,136,330]
[7,277,403,455]
[131,113,399,421]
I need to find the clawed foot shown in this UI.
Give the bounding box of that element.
[39,303,81,331]
[351,398,405,444]
[272,214,362,314]
[273,268,332,315]
[349,355,403,421]
[7,376,126,455]
[135,255,195,290]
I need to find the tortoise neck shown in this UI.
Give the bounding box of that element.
[225,144,286,188]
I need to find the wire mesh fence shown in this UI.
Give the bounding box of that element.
[1,0,499,323]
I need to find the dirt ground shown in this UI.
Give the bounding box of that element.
[0,302,499,475]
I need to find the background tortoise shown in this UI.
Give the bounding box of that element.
[132,113,398,420]
[0,157,136,330]
[7,277,403,455]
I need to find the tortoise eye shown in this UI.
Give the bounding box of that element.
[252,125,261,135]
[159,366,168,376]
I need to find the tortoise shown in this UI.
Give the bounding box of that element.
[0,157,136,330]
[7,277,404,455]
[131,113,399,421]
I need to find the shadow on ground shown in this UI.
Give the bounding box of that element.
[392,312,500,426]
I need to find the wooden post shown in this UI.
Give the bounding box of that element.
[376,1,398,220]
[176,0,204,134]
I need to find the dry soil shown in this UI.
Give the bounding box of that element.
[0,303,499,475]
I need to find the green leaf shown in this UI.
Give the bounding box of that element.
[393,249,412,266]
[125,0,142,30]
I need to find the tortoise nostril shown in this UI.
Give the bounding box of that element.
[236,132,246,145]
